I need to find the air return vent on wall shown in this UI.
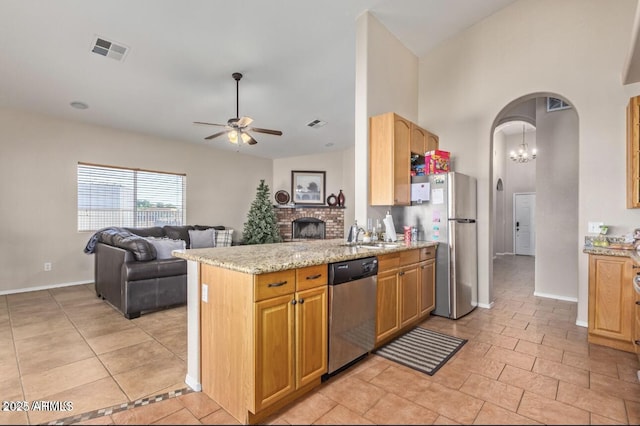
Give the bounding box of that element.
[91,36,129,61]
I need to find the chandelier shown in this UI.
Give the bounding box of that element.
[509,124,536,163]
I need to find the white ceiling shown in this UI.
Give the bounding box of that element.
[0,0,518,159]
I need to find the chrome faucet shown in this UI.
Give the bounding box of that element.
[347,221,366,243]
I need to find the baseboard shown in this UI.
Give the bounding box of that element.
[184,374,201,392]
[533,291,578,303]
[0,280,93,296]
[495,252,515,256]
[477,301,494,309]
[575,320,588,328]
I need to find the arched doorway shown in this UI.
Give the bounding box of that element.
[490,93,579,304]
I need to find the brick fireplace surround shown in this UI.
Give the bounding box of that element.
[275,205,345,241]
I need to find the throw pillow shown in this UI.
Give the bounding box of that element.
[145,237,186,260]
[215,229,234,247]
[189,228,216,249]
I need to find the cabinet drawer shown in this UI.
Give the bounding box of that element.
[296,264,327,291]
[420,246,436,260]
[400,249,420,266]
[378,253,400,271]
[254,270,296,302]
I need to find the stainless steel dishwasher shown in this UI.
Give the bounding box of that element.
[326,256,378,376]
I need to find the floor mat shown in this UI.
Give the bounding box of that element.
[373,327,467,375]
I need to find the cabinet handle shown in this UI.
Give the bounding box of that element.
[298,298,304,304]
[306,274,321,280]
[636,301,640,305]
[636,340,640,346]
[633,265,640,269]
[399,271,405,276]
[421,265,427,269]
[268,280,287,288]
[291,299,297,305]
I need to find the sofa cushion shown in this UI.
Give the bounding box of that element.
[189,228,216,248]
[163,225,194,247]
[194,225,226,231]
[145,237,186,259]
[97,227,157,261]
[215,229,234,247]
[124,226,165,238]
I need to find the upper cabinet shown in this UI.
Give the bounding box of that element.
[369,112,439,206]
[627,95,640,208]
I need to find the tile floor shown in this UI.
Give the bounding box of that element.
[1,254,639,425]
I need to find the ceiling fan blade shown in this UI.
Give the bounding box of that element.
[249,127,283,136]
[237,116,254,127]
[204,130,228,140]
[194,121,227,127]
[242,132,258,145]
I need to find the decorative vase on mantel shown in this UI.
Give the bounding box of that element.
[337,189,345,207]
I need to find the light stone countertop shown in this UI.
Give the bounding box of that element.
[583,246,640,264]
[172,238,438,274]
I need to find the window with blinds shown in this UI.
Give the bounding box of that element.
[77,163,186,232]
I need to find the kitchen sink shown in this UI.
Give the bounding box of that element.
[340,242,401,249]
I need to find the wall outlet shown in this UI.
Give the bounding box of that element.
[588,222,604,233]
[44,262,52,271]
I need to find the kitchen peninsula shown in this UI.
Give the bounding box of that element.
[173,238,438,424]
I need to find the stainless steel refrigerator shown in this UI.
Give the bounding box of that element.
[393,171,478,319]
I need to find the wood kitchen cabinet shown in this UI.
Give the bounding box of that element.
[628,95,640,208]
[201,264,327,424]
[418,246,437,317]
[375,247,436,346]
[587,254,636,352]
[369,112,440,206]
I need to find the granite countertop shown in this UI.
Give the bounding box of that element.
[172,238,438,274]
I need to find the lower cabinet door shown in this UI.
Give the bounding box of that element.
[376,270,400,344]
[254,294,295,411]
[419,259,436,317]
[295,286,328,388]
[399,265,420,327]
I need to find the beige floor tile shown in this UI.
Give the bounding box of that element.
[428,362,471,390]
[142,381,190,400]
[590,372,640,403]
[561,350,619,378]
[14,329,95,375]
[473,402,542,425]
[22,356,110,401]
[541,334,589,356]
[99,340,174,375]
[11,314,76,341]
[364,392,439,425]
[500,325,544,344]
[473,330,518,350]
[589,343,640,367]
[626,400,640,425]
[26,377,128,425]
[199,407,242,425]
[516,391,590,425]
[346,354,393,382]
[9,308,67,328]
[513,339,563,363]
[590,412,625,425]
[177,391,221,420]
[451,340,492,360]
[317,375,385,415]
[86,327,153,355]
[113,355,186,401]
[484,345,535,371]
[313,404,375,425]
[110,398,184,425]
[276,390,337,425]
[0,410,29,425]
[407,381,484,424]
[0,349,20,382]
[74,314,137,339]
[151,407,201,424]
[532,357,590,388]
[497,365,558,400]
[556,380,627,423]
[448,353,506,380]
[617,362,640,383]
[368,365,432,400]
[432,414,458,424]
[71,415,115,425]
[459,373,523,412]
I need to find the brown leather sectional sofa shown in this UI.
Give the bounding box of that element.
[87,225,225,319]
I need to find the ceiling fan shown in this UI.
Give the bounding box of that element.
[194,72,283,145]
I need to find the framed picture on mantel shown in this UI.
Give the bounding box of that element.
[292,170,325,205]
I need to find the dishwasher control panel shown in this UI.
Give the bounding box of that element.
[329,257,378,285]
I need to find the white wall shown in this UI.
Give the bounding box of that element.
[493,131,507,255]
[418,0,640,324]
[0,108,272,293]
[355,12,419,227]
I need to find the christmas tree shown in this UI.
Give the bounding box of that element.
[242,179,282,245]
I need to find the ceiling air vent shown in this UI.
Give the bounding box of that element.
[91,36,129,61]
[307,119,327,129]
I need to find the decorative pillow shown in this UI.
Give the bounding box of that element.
[215,229,234,247]
[188,228,216,249]
[163,225,194,247]
[145,237,186,260]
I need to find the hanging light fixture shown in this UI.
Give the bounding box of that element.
[509,124,537,163]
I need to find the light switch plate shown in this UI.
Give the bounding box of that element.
[588,222,604,233]
[202,284,208,303]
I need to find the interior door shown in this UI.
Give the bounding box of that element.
[514,193,535,256]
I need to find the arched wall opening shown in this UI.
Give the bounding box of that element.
[489,92,579,305]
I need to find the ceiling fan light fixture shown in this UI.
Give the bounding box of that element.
[228,130,238,144]
[240,132,251,144]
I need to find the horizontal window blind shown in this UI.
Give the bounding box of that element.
[78,163,186,232]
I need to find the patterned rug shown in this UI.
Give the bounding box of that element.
[374,327,467,375]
